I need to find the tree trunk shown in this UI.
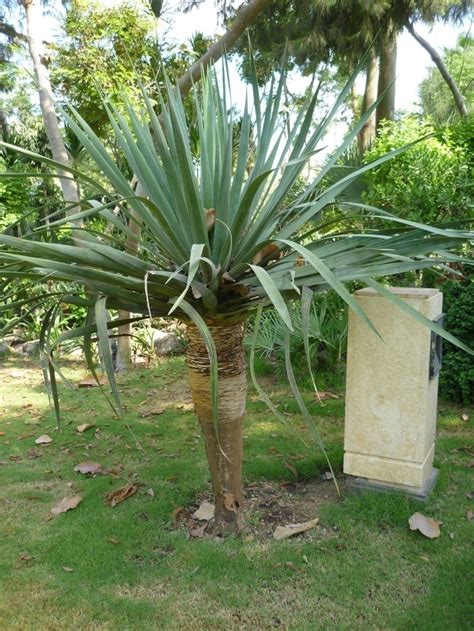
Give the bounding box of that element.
[186,320,246,531]
[358,48,378,155]
[376,28,397,129]
[22,0,82,228]
[407,22,468,118]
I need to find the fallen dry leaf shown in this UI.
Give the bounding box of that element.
[321,471,334,481]
[76,423,95,434]
[105,483,137,507]
[171,506,184,523]
[273,518,319,541]
[19,553,33,561]
[107,537,120,545]
[466,491,474,500]
[461,413,469,422]
[408,512,442,539]
[192,500,215,521]
[73,462,102,475]
[78,374,107,388]
[35,434,52,445]
[467,508,473,522]
[284,461,298,477]
[146,488,155,497]
[140,407,164,418]
[51,495,83,517]
[314,391,340,401]
[62,566,74,573]
[0,432,5,436]
[189,525,207,539]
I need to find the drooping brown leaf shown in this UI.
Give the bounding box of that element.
[51,495,83,516]
[105,484,138,507]
[252,243,281,266]
[73,462,102,475]
[78,374,107,388]
[76,423,95,434]
[35,434,52,445]
[205,208,216,231]
[408,512,442,539]
[192,500,215,521]
[273,518,319,541]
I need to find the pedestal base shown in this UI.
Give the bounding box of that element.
[345,468,439,502]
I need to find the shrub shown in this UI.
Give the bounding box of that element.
[439,279,474,404]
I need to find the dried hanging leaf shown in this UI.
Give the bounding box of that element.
[73,462,103,475]
[252,243,281,266]
[51,495,83,516]
[76,423,95,434]
[205,208,216,231]
[408,512,442,539]
[192,501,215,521]
[78,374,107,388]
[105,483,138,507]
[35,434,52,445]
[273,518,319,541]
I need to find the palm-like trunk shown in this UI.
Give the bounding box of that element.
[358,48,378,155]
[186,320,246,530]
[376,28,397,128]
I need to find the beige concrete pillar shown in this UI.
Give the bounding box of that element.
[344,288,443,497]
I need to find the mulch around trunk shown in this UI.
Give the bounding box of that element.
[174,476,342,540]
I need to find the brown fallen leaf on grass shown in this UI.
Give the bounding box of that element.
[73,462,102,475]
[466,491,474,500]
[107,537,120,545]
[408,512,442,539]
[140,407,165,418]
[76,423,95,434]
[0,432,5,436]
[62,566,74,573]
[51,495,83,517]
[461,413,469,422]
[35,434,52,445]
[105,483,138,507]
[321,471,334,481]
[273,518,319,541]
[467,508,473,522]
[78,374,107,388]
[284,461,298,477]
[19,553,33,561]
[192,501,215,521]
[171,507,184,524]
[314,391,340,401]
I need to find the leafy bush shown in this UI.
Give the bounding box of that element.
[245,292,347,382]
[363,116,472,224]
[439,279,474,404]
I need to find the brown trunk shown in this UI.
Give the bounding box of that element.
[358,48,379,155]
[186,320,246,531]
[376,28,397,129]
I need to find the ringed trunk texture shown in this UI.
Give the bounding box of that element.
[358,48,379,155]
[186,321,246,531]
[376,28,397,129]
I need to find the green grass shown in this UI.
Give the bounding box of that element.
[0,355,472,630]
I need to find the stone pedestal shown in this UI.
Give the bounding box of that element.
[343,288,443,497]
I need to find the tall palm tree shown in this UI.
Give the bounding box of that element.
[0,58,472,530]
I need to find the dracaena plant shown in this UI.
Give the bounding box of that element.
[0,55,472,531]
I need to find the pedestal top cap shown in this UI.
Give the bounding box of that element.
[354,287,440,299]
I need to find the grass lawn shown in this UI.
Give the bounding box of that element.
[0,354,472,630]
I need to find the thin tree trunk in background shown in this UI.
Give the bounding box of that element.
[358,48,378,155]
[22,0,82,229]
[376,27,397,128]
[186,320,246,531]
[407,22,468,117]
